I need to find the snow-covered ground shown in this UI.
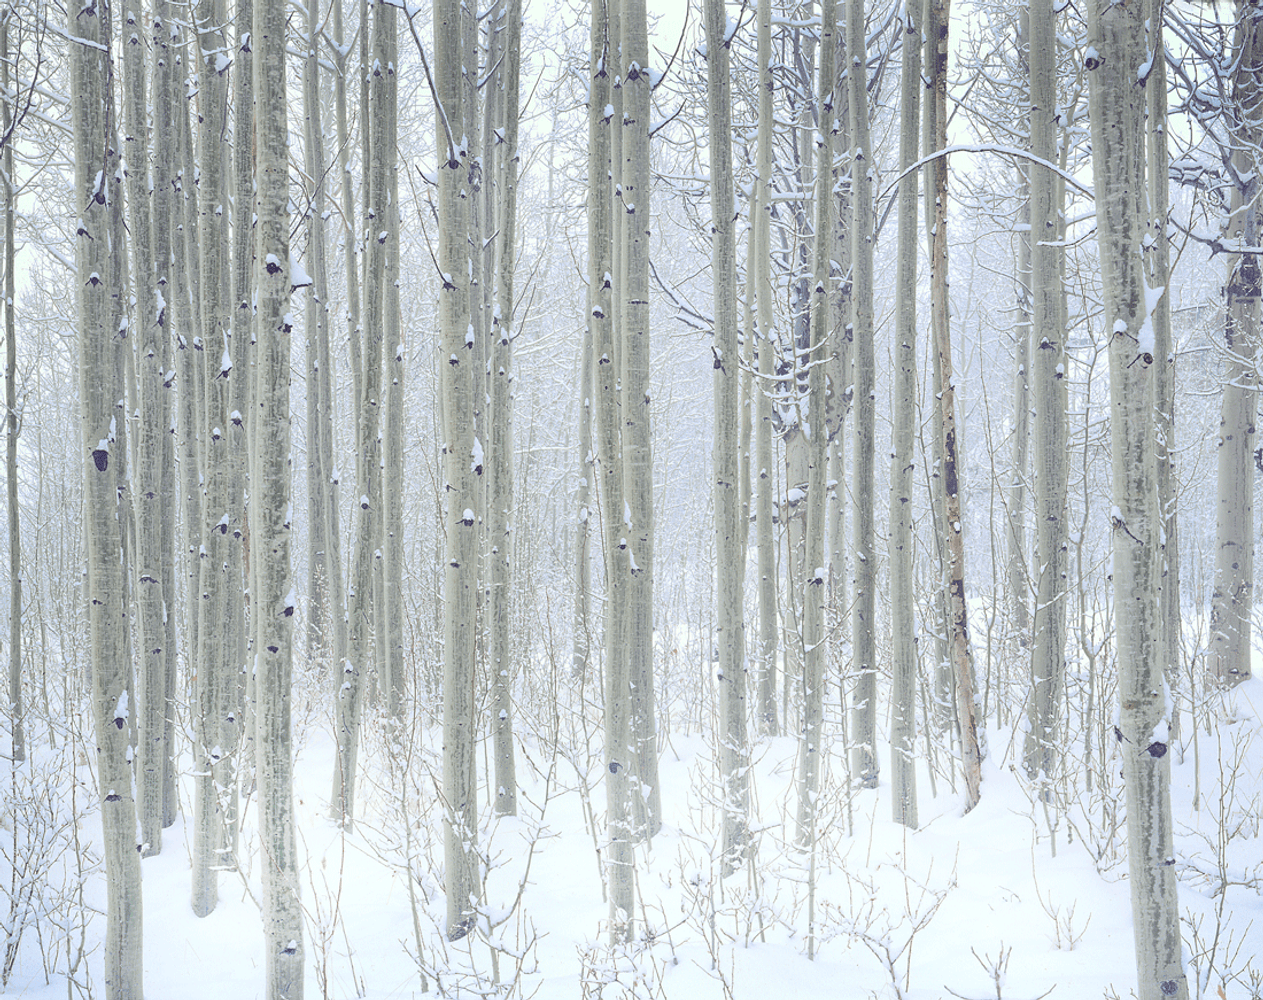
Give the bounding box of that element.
[4,663,1261,999]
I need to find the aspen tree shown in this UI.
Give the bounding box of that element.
[1210,5,1263,689]
[1146,0,1179,726]
[620,0,661,840]
[889,0,921,830]
[754,0,779,737]
[704,0,748,874]
[332,0,391,826]
[122,0,169,855]
[1086,2,1187,994]
[72,0,144,986]
[590,0,635,941]
[848,0,878,790]
[926,0,982,811]
[1022,0,1069,793]
[191,0,237,914]
[2,12,22,768]
[253,0,303,989]
[799,0,837,851]
[436,0,479,940]
[489,0,520,817]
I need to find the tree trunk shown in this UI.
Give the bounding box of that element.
[889,0,921,830]
[704,0,749,874]
[489,0,520,817]
[436,0,479,940]
[72,0,144,986]
[253,0,304,989]
[1086,3,1188,995]
[848,0,878,791]
[1022,0,1069,793]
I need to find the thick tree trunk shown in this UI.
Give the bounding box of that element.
[253,0,304,990]
[72,0,144,987]
[889,0,921,830]
[704,0,748,874]
[1087,3,1188,996]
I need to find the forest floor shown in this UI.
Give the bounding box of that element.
[5,658,1262,1000]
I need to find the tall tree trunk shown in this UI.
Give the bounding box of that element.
[798,0,837,849]
[72,0,144,986]
[705,0,748,874]
[1210,6,1263,689]
[253,0,304,989]
[123,0,169,855]
[1086,3,1188,995]
[754,0,779,737]
[2,12,22,768]
[437,0,479,941]
[1022,0,1068,793]
[620,0,661,841]
[889,0,921,830]
[848,0,878,790]
[1147,0,1180,731]
[191,0,236,914]
[489,0,520,816]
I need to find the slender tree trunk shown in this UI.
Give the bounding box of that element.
[1210,6,1263,689]
[889,0,921,830]
[848,0,878,790]
[191,0,236,914]
[754,0,779,737]
[704,0,749,874]
[1087,3,1188,995]
[72,0,144,986]
[798,0,837,849]
[1022,0,1068,793]
[437,0,479,940]
[620,0,661,841]
[489,0,520,816]
[2,12,22,768]
[253,0,304,989]
[1146,0,1180,736]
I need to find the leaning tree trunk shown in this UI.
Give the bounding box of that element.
[72,0,144,988]
[1086,3,1188,996]
[848,0,878,791]
[926,0,982,811]
[704,0,749,875]
[889,0,921,831]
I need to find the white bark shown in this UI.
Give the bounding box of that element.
[437,0,479,940]
[889,0,920,830]
[705,0,748,875]
[848,0,878,790]
[253,0,303,990]
[73,0,144,986]
[1086,2,1188,995]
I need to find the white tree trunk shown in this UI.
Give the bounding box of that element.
[72,0,144,986]
[704,0,749,875]
[889,0,921,830]
[848,0,878,790]
[1087,3,1188,995]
